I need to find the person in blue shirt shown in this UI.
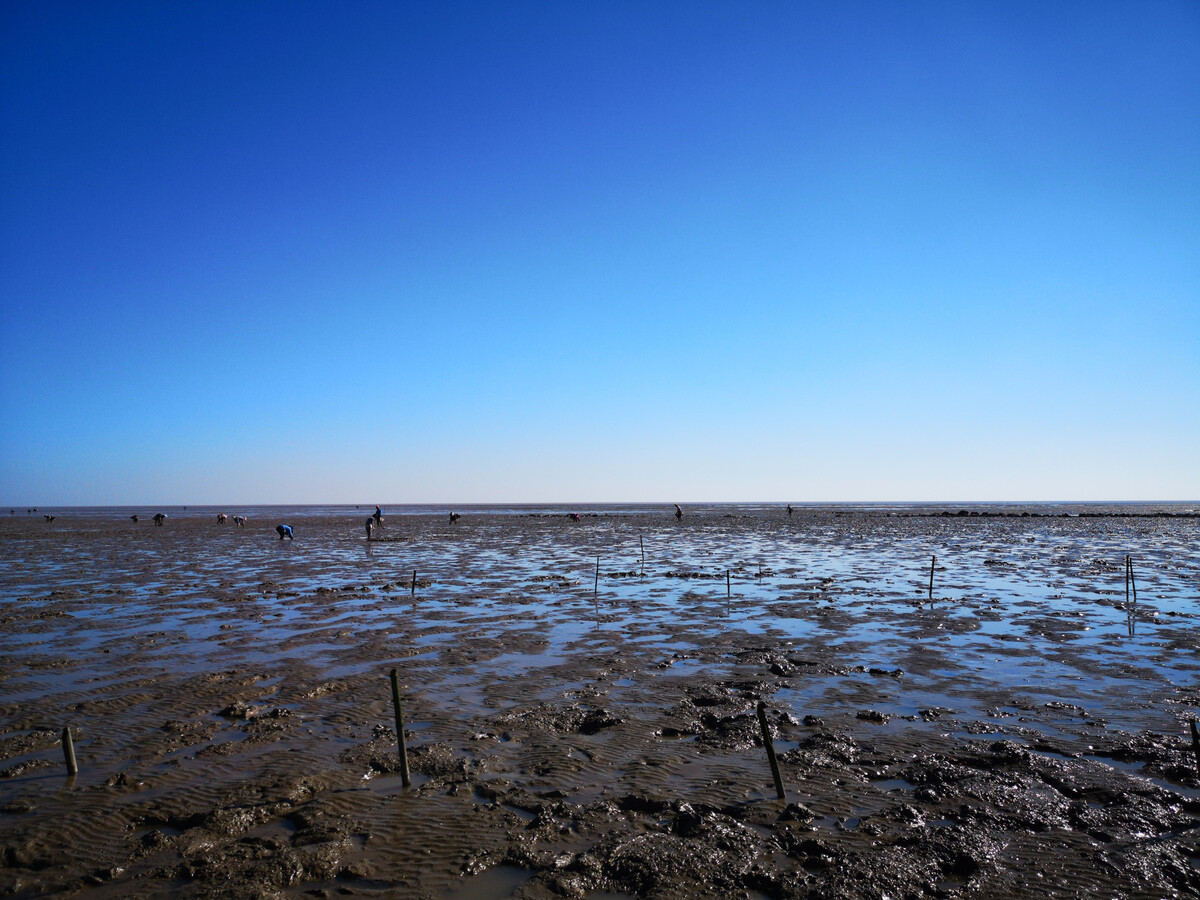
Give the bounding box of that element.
[276,524,294,540]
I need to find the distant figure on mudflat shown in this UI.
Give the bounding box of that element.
[787,504,793,517]
[44,514,55,522]
[365,517,374,540]
[234,515,247,528]
[569,512,580,521]
[130,514,139,523]
[276,524,294,540]
[449,511,461,525]
[373,506,383,527]
[674,503,683,520]
[153,513,167,526]
[217,513,227,524]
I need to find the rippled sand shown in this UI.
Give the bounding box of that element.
[1,507,1198,898]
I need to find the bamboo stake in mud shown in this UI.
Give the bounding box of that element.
[62,726,77,776]
[411,570,417,598]
[726,570,731,600]
[1128,556,1137,606]
[388,669,411,787]
[1190,720,1200,779]
[1125,555,1130,606]
[640,536,645,576]
[594,557,600,599]
[928,555,936,603]
[756,701,786,801]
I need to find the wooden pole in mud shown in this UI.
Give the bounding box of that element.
[1128,556,1137,606]
[640,536,645,576]
[594,557,600,599]
[756,701,786,801]
[1125,555,1130,606]
[1189,720,1200,779]
[726,570,731,600]
[928,555,936,602]
[62,726,77,776]
[411,570,417,598]
[389,669,411,787]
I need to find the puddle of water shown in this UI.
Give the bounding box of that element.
[871,778,915,792]
[442,864,534,899]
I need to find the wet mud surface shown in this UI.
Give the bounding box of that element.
[1,505,1199,898]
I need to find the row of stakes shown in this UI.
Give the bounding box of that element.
[53,553,1198,796]
[390,543,1130,614]
[53,682,1200,799]
[55,669,784,798]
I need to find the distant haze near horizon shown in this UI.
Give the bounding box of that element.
[2,2,1197,506]
[5,500,1198,513]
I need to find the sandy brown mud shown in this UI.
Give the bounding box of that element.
[1,506,1198,898]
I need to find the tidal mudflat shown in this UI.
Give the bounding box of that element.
[1,504,1198,899]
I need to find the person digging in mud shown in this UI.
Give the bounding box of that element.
[276,524,294,540]
[365,517,374,540]
[373,505,383,528]
[674,503,683,520]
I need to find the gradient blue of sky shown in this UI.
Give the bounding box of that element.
[2,1,1197,504]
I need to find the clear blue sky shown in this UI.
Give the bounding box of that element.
[2,1,1197,504]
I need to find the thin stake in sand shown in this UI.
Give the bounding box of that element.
[1124,554,1138,635]
[756,701,786,801]
[594,556,600,599]
[640,536,645,576]
[928,555,936,603]
[62,726,78,776]
[1190,720,1200,779]
[388,668,411,787]
[411,570,417,598]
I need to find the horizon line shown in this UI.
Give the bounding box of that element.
[7,499,1198,509]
